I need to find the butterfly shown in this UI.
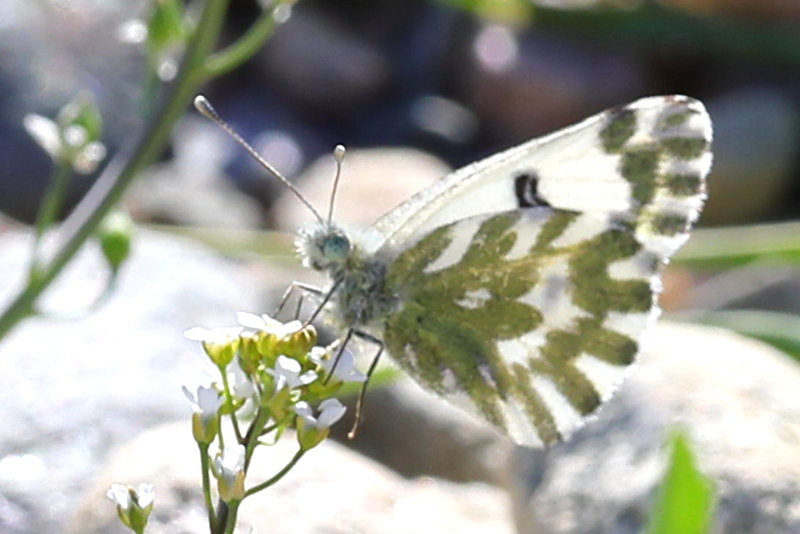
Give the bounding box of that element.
[196,95,712,447]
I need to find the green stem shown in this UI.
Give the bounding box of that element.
[221,499,240,534]
[244,448,306,497]
[203,3,282,79]
[198,443,217,532]
[29,158,73,277]
[219,367,243,442]
[243,407,271,470]
[0,0,231,343]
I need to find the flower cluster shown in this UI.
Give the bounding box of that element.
[184,312,365,449]
[24,93,106,174]
[183,312,366,503]
[109,312,366,534]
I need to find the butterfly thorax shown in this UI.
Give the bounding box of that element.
[297,224,398,327]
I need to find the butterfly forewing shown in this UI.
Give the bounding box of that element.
[372,95,711,255]
[375,95,711,447]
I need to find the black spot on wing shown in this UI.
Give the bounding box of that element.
[514,172,550,208]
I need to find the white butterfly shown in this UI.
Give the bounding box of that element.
[196,95,712,447]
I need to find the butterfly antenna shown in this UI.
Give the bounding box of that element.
[193,95,324,224]
[326,145,346,227]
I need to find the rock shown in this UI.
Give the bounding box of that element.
[68,422,515,534]
[331,376,513,486]
[272,147,451,231]
[128,116,264,228]
[507,322,800,534]
[0,228,267,534]
[703,87,799,225]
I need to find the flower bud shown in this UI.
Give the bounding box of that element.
[98,211,133,273]
[191,410,219,444]
[185,326,242,368]
[293,399,346,450]
[212,445,246,503]
[183,385,222,444]
[106,483,155,534]
[275,323,317,360]
[237,331,261,375]
[296,416,329,450]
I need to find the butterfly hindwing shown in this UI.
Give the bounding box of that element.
[381,209,651,446]
[374,95,711,447]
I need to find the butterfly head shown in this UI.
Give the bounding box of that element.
[297,224,353,274]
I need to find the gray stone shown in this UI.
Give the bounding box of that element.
[129,117,264,229]
[330,376,513,486]
[68,422,515,534]
[273,147,451,231]
[508,322,800,534]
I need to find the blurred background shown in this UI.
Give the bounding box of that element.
[2,0,800,229]
[1,1,800,533]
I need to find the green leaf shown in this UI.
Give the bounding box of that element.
[675,222,800,268]
[647,431,715,534]
[147,0,185,53]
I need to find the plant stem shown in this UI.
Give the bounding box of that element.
[219,367,243,442]
[0,0,230,343]
[203,3,282,79]
[244,448,305,497]
[221,499,239,534]
[28,158,73,278]
[243,407,271,470]
[198,443,217,532]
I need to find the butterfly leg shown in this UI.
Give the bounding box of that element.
[347,330,384,440]
[304,277,342,326]
[273,282,324,319]
[325,327,354,386]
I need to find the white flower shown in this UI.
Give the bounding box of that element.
[309,346,367,383]
[294,398,346,429]
[182,385,222,421]
[72,140,107,174]
[212,445,246,502]
[23,113,107,174]
[23,114,61,159]
[106,483,133,509]
[213,444,245,479]
[228,359,255,401]
[237,312,302,338]
[185,326,242,367]
[106,483,155,531]
[266,355,317,391]
[106,482,154,509]
[62,124,88,148]
[184,325,243,344]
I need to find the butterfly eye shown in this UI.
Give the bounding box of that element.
[322,234,351,262]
